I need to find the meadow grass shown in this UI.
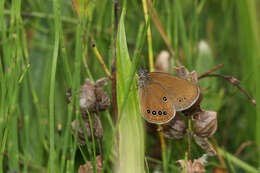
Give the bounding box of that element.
[0,0,260,172]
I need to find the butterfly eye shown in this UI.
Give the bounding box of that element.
[158,111,162,115]
[147,109,151,114]
[163,96,167,101]
[152,111,157,115]
[163,111,167,115]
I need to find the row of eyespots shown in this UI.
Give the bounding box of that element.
[147,109,167,116]
[177,97,187,103]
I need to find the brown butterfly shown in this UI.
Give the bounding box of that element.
[138,69,200,124]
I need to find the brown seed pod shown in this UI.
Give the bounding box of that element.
[78,155,102,173]
[162,114,187,139]
[176,159,206,173]
[175,66,190,80]
[79,79,97,113]
[67,78,110,113]
[71,114,103,146]
[193,134,216,155]
[193,110,217,138]
[95,87,110,112]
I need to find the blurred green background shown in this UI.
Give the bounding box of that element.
[0,0,260,172]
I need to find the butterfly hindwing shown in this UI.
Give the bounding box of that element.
[138,82,176,124]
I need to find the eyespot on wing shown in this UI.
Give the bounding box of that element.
[138,81,176,124]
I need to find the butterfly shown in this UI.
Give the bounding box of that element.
[138,69,200,124]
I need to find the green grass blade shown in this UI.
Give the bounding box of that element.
[116,9,145,173]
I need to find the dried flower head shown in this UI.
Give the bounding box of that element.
[162,114,187,139]
[193,111,217,138]
[193,134,216,155]
[78,155,102,173]
[176,158,206,173]
[175,66,199,85]
[71,114,103,146]
[67,77,110,113]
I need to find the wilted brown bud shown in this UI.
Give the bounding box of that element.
[193,135,216,155]
[190,71,199,85]
[95,87,110,112]
[228,76,240,85]
[175,66,199,86]
[162,114,187,139]
[95,77,109,87]
[78,155,102,173]
[67,78,110,113]
[79,79,97,113]
[193,111,217,138]
[71,114,103,146]
[176,159,206,173]
[175,66,190,79]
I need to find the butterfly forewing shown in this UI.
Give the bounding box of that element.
[138,82,176,124]
[148,72,200,111]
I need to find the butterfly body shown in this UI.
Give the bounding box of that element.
[138,69,200,124]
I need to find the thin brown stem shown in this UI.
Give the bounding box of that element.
[85,29,112,79]
[198,64,224,79]
[187,119,192,160]
[112,0,120,161]
[112,0,119,124]
[199,74,256,106]
[91,43,111,78]
[235,141,254,156]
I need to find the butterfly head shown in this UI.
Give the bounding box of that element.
[137,69,150,88]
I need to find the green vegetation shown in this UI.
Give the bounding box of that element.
[0,0,259,172]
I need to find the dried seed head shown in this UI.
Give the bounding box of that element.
[228,76,240,85]
[175,66,190,79]
[176,159,206,173]
[194,111,217,138]
[193,134,216,155]
[162,114,187,139]
[190,71,199,85]
[95,87,110,112]
[80,79,97,113]
[95,77,109,87]
[71,114,103,146]
[78,155,102,173]
[67,78,110,113]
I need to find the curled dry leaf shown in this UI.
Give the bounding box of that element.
[176,159,206,173]
[155,50,171,72]
[175,66,190,80]
[67,78,110,113]
[162,114,187,139]
[175,66,199,85]
[71,114,103,146]
[193,111,217,138]
[193,135,216,155]
[78,155,102,173]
